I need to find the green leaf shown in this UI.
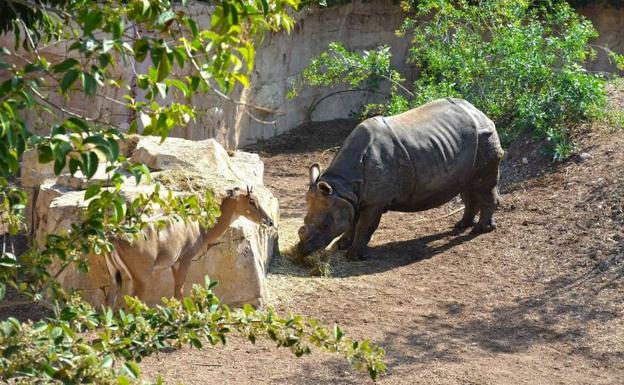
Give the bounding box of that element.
[69,157,80,175]
[24,63,43,73]
[189,337,203,349]
[0,254,17,267]
[52,58,79,73]
[134,39,149,62]
[121,362,141,380]
[260,0,269,15]
[81,151,99,179]
[101,355,114,368]
[61,69,80,92]
[157,52,172,82]
[53,156,66,175]
[141,0,150,15]
[155,82,167,99]
[182,297,195,312]
[84,135,113,160]
[107,137,120,161]
[139,111,152,132]
[65,117,89,133]
[334,325,344,341]
[81,72,97,96]
[83,10,103,35]
[165,79,189,98]
[112,19,125,39]
[50,326,63,339]
[187,18,198,37]
[113,197,126,223]
[157,10,176,26]
[0,282,5,302]
[102,40,114,53]
[84,184,101,200]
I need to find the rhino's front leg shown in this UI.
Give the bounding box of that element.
[336,212,359,250]
[346,206,383,261]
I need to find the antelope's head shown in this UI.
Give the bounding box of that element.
[225,186,274,227]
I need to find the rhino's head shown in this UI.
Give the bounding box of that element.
[297,163,354,257]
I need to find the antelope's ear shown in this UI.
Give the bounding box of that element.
[317,181,333,196]
[309,163,321,185]
[227,188,241,197]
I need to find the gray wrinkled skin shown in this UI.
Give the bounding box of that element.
[298,98,504,261]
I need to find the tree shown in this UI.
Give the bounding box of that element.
[0,0,386,383]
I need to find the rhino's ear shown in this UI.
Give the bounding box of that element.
[317,181,333,196]
[309,163,321,185]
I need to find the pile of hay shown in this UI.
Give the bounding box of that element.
[282,244,333,277]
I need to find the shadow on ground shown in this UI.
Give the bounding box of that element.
[271,227,482,279]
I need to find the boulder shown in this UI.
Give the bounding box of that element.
[20,150,59,189]
[32,136,279,307]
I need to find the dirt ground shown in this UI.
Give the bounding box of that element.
[2,101,623,384]
[137,104,624,384]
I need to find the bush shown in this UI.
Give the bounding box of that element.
[292,0,624,160]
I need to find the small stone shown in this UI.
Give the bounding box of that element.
[579,152,591,161]
[522,157,529,165]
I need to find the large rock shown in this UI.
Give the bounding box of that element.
[32,136,279,307]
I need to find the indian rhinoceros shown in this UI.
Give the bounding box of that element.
[297,98,504,261]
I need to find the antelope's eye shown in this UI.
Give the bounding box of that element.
[249,199,255,205]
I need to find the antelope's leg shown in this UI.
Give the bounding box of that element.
[172,259,193,299]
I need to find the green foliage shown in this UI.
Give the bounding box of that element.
[288,43,401,97]
[288,42,408,118]
[403,0,613,161]
[292,0,624,161]
[0,0,386,382]
[0,278,386,384]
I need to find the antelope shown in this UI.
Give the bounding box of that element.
[104,186,274,307]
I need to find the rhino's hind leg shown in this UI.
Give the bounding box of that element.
[468,130,503,234]
[454,192,478,229]
[472,187,499,233]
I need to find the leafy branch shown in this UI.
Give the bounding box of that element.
[0,279,386,384]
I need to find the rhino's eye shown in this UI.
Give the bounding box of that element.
[318,216,333,229]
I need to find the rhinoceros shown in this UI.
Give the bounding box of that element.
[297,98,504,261]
